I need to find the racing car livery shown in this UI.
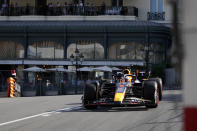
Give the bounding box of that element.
[82,68,163,109]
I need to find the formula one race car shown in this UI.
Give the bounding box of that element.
[82,68,163,109]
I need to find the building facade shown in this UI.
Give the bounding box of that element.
[0,21,171,65]
[0,0,173,22]
[0,0,172,96]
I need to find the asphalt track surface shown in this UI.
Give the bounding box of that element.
[0,90,183,131]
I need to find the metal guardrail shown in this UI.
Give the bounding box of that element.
[0,6,138,17]
[0,69,85,96]
[0,68,181,97]
[147,12,165,21]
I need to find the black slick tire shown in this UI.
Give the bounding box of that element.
[149,78,163,100]
[143,80,159,108]
[83,83,97,109]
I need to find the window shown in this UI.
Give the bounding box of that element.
[158,0,163,13]
[28,41,64,59]
[151,0,157,13]
[67,41,104,60]
[150,0,163,13]
[149,42,165,64]
[0,41,24,59]
[149,0,164,20]
[119,44,136,60]
[95,43,105,59]
[108,42,145,60]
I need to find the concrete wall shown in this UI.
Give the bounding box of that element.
[183,0,197,130]
[164,0,173,23]
[183,0,197,106]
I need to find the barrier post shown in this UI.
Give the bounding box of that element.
[7,77,15,98]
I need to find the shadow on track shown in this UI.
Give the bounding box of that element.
[66,103,82,105]
[58,106,148,112]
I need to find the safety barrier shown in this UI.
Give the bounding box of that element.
[6,77,15,97]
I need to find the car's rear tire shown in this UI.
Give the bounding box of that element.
[149,78,163,100]
[83,83,97,109]
[143,80,159,108]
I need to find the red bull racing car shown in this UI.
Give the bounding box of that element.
[82,69,163,109]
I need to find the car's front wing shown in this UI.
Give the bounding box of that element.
[84,97,151,107]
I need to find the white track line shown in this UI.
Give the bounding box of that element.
[0,105,82,127]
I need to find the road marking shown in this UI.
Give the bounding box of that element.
[0,105,82,127]
[41,114,51,117]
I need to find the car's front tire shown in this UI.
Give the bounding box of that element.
[83,83,97,109]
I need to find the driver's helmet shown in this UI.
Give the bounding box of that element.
[122,69,131,75]
[122,69,133,82]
